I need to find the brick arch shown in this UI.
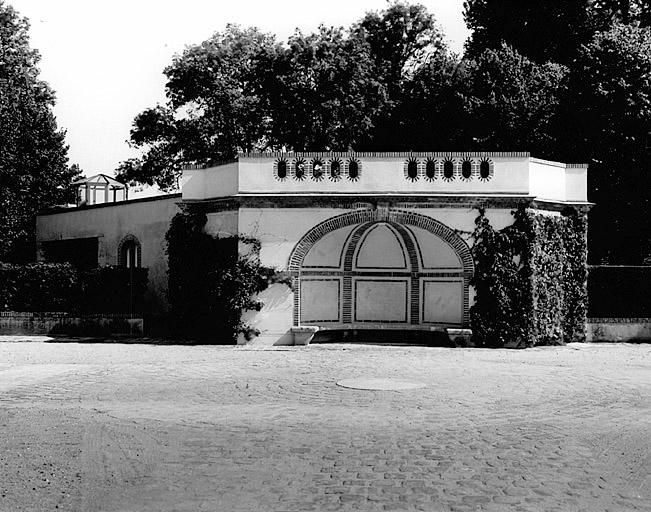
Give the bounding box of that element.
[288,209,473,275]
[288,210,474,328]
[117,234,142,267]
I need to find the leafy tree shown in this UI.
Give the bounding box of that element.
[117,25,280,190]
[353,1,451,149]
[0,1,78,262]
[118,1,455,184]
[383,51,470,150]
[463,0,606,65]
[461,44,568,156]
[589,0,651,25]
[261,25,386,151]
[561,22,651,263]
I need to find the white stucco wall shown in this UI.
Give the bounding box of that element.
[234,206,488,344]
[529,159,567,202]
[181,162,239,201]
[236,155,530,197]
[565,165,589,202]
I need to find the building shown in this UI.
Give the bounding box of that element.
[36,152,590,344]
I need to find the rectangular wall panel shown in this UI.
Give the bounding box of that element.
[354,279,408,322]
[300,279,340,323]
[422,279,463,325]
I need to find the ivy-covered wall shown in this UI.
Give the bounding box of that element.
[470,206,588,347]
[165,209,277,343]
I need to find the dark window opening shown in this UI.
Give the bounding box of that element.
[443,160,454,179]
[277,160,287,179]
[122,241,139,268]
[42,237,99,270]
[426,160,436,179]
[407,160,418,180]
[348,160,359,179]
[480,160,491,179]
[462,160,472,179]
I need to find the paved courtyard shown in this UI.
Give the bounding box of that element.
[1,338,651,512]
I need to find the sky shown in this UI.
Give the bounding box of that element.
[8,0,470,180]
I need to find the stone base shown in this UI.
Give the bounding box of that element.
[291,326,319,346]
[446,328,474,347]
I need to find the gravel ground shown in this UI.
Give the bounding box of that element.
[1,337,651,511]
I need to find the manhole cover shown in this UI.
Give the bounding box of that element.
[336,378,425,390]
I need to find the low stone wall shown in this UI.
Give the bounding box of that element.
[0,312,144,336]
[587,318,651,342]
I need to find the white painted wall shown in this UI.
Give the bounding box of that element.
[529,159,567,202]
[565,165,589,202]
[182,162,238,201]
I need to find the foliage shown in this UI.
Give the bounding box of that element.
[0,262,79,311]
[0,262,148,313]
[352,1,451,150]
[463,0,607,64]
[165,210,277,343]
[461,45,568,156]
[0,2,80,262]
[588,266,651,318]
[469,207,531,347]
[260,25,386,151]
[365,35,466,151]
[470,207,588,348]
[116,25,280,190]
[561,22,651,263]
[118,2,452,187]
[80,266,149,314]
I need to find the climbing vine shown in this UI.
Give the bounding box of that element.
[470,206,587,348]
[165,209,278,343]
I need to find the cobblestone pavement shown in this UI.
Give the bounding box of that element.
[1,338,651,511]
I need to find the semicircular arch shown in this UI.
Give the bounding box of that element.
[288,209,473,275]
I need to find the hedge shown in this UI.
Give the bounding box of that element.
[0,262,79,312]
[0,262,148,313]
[588,266,651,318]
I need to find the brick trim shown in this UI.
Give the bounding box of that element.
[239,151,531,159]
[117,234,142,267]
[288,210,474,328]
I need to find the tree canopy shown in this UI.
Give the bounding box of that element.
[117,2,451,188]
[118,0,651,263]
[563,22,651,263]
[0,1,79,262]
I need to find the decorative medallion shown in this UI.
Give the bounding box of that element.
[311,158,325,181]
[329,158,343,181]
[478,158,494,182]
[424,158,437,181]
[274,157,288,181]
[442,158,456,182]
[346,158,361,181]
[293,158,307,180]
[404,157,420,182]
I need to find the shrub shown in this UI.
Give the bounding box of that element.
[0,262,79,311]
[166,210,278,343]
[80,266,149,314]
[0,262,148,313]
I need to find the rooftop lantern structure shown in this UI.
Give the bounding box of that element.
[72,174,128,206]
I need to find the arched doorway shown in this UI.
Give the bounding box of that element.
[288,210,473,330]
